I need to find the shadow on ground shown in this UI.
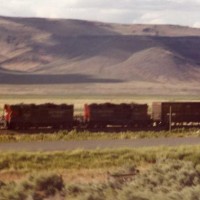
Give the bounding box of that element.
[0,73,123,84]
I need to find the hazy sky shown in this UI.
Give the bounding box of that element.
[1,0,200,27]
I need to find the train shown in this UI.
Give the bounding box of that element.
[0,101,200,131]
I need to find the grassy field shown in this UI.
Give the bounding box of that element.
[1,128,200,143]
[1,146,200,199]
[0,146,200,176]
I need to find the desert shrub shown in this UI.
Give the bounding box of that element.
[80,192,105,200]
[0,159,10,170]
[0,182,27,200]
[0,181,5,188]
[119,192,149,200]
[66,183,106,200]
[67,184,84,196]
[120,185,200,200]
[195,164,200,173]
[30,173,64,200]
[0,173,64,200]
[119,160,200,200]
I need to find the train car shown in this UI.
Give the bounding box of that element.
[84,103,150,128]
[152,102,200,127]
[3,103,74,129]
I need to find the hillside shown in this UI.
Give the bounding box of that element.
[0,16,200,94]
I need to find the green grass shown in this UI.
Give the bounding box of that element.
[0,128,200,143]
[1,146,200,171]
[1,146,200,199]
[0,172,65,200]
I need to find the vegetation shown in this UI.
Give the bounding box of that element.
[64,160,200,200]
[1,146,200,171]
[1,146,200,199]
[119,160,200,200]
[0,173,64,200]
[0,128,200,143]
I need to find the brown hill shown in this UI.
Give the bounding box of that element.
[0,16,200,94]
[104,47,200,82]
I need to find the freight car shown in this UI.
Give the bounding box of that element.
[3,103,74,129]
[152,102,200,128]
[84,103,151,128]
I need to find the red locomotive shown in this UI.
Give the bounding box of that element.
[84,103,151,128]
[3,103,73,129]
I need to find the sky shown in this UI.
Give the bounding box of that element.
[0,0,200,27]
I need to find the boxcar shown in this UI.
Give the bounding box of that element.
[4,103,74,129]
[84,103,150,128]
[152,102,200,127]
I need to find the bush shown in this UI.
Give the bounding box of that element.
[30,173,64,200]
[0,182,27,200]
[0,181,5,188]
[0,173,65,200]
[119,160,200,200]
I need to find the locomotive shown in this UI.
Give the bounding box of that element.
[84,103,151,128]
[0,101,200,130]
[3,103,73,130]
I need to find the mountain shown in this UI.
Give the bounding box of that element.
[0,16,200,94]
